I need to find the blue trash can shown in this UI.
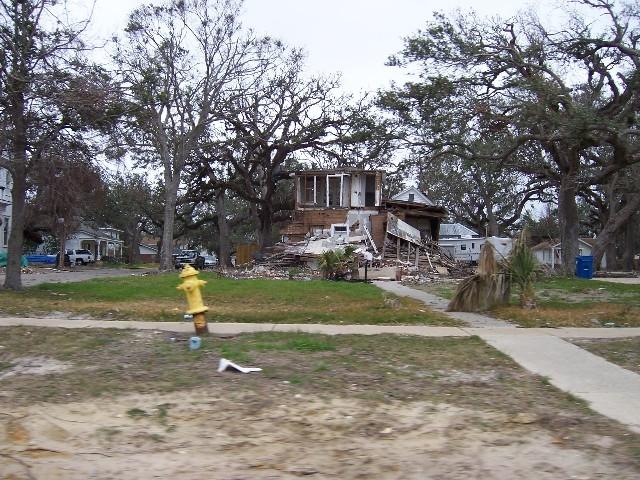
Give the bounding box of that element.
[575,256,594,279]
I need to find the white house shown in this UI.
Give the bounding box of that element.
[532,238,606,269]
[0,167,12,255]
[63,226,124,261]
[438,223,483,262]
[391,186,436,206]
[438,223,513,262]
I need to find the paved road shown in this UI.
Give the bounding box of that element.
[0,267,157,287]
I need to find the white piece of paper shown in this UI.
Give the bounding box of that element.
[217,358,262,374]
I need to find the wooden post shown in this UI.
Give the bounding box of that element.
[396,237,400,262]
[381,232,388,260]
[415,246,420,268]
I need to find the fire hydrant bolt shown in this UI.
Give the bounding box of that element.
[177,265,209,335]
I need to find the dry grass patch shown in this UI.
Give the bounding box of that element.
[493,303,640,328]
[571,337,640,374]
[411,276,640,327]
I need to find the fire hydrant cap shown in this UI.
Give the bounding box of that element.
[179,265,200,278]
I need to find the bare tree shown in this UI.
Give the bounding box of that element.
[0,0,114,289]
[28,145,105,268]
[115,0,259,270]
[383,0,640,272]
[218,45,354,248]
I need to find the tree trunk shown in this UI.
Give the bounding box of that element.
[558,176,579,274]
[622,214,636,271]
[57,231,67,269]
[604,241,617,271]
[216,189,230,268]
[482,194,500,236]
[128,222,141,264]
[4,66,27,290]
[592,193,640,269]
[3,165,26,290]
[160,178,180,271]
[486,208,499,237]
[257,176,275,249]
[257,201,274,249]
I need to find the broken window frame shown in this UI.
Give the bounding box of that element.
[327,174,344,207]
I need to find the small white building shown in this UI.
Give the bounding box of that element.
[391,186,436,206]
[438,223,483,262]
[438,223,513,262]
[0,168,12,254]
[532,238,606,269]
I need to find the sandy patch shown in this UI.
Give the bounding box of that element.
[0,388,637,480]
[0,356,72,381]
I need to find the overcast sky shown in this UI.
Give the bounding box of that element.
[88,0,552,94]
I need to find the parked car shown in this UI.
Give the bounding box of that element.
[65,249,94,265]
[174,250,205,270]
[202,255,217,268]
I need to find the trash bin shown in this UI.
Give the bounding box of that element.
[575,255,594,279]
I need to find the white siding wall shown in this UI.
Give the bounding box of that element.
[0,168,12,253]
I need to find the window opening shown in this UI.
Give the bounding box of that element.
[328,176,342,206]
[364,174,376,207]
[302,176,315,204]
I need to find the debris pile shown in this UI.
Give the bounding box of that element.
[231,236,476,282]
[218,264,318,281]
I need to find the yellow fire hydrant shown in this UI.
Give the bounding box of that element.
[176,265,209,334]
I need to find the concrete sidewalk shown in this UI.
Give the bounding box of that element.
[478,332,640,433]
[0,317,468,337]
[1,316,639,338]
[374,281,512,327]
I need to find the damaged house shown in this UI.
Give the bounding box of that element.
[276,169,447,267]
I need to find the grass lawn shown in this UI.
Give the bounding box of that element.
[493,277,640,327]
[1,326,639,470]
[411,277,640,327]
[571,337,640,375]
[0,273,458,325]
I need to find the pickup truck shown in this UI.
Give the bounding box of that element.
[65,249,94,265]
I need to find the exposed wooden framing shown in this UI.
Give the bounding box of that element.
[425,247,434,271]
[396,237,400,261]
[362,223,378,254]
[381,232,388,259]
[415,246,419,268]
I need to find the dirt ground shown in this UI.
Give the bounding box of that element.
[0,267,154,287]
[2,388,638,480]
[1,328,639,479]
